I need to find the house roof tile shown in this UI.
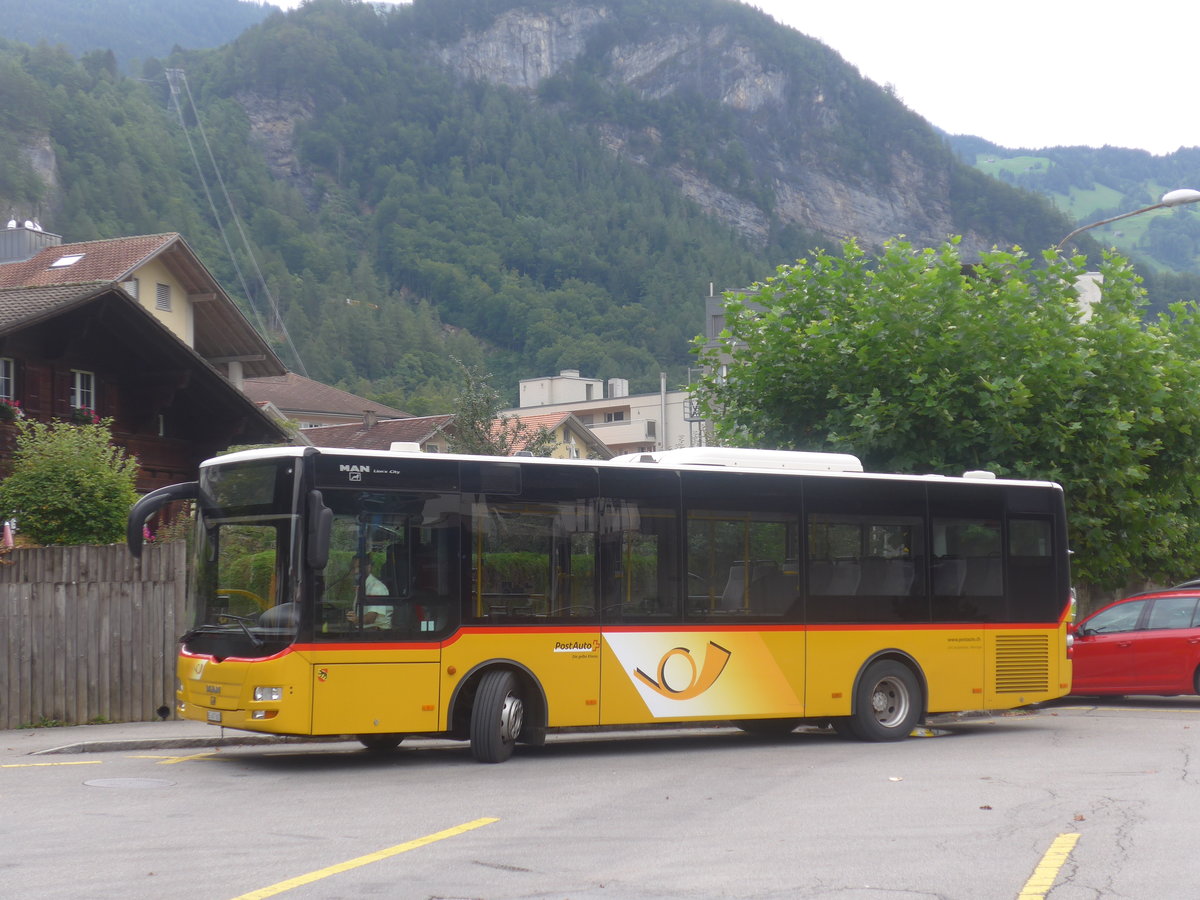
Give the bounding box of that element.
[498,411,573,432]
[242,372,411,418]
[491,411,613,457]
[0,232,285,378]
[0,283,111,333]
[0,233,178,289]
[302,415,454,450]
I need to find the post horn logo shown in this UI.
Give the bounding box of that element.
[633,641,731,700]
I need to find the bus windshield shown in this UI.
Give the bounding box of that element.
[187,457,302,660]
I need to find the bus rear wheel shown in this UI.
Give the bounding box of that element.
[357,733,404,752]
[471,670,524,763]
[847,660,922,741]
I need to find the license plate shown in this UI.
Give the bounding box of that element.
[207,710,222,723]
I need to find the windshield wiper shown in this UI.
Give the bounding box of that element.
[212,614,266,648]
[219,613,265,647]
[180,612,270,648]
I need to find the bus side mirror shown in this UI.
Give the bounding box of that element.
[307,490,332,570]
[127,481,198,558]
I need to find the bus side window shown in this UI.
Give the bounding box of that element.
[686,510,797,619]
[931,517,1002,621]
[469,498,598,623]
[599,501,679,621]
[1007,517,1056,621]
[804,504,925,623]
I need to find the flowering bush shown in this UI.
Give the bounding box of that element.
[0,397,23,422]
[69,406,100,425]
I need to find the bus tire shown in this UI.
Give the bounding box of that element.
[847,660,922,742]
[471,669,524,763]
[733,718,801,736]
[357,733,404,752]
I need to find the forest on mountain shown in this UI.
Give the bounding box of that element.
[1,0,1193,408]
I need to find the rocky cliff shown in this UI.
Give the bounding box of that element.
[432,4,990,254]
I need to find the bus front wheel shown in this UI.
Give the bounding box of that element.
[847,660,922,741]
[471,670,524,763]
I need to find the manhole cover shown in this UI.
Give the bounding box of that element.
[83,778,176,789]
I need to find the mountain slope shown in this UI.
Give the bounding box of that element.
[414,0,1070,254]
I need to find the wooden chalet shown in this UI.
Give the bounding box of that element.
[0,225,289,492]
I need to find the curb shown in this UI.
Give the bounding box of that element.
[30,734,307,756]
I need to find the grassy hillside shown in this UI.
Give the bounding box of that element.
[954,136,1200,286]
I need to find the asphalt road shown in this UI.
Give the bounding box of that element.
[2,698,1198,899]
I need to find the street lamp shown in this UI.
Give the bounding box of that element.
[1056,188,1200,251]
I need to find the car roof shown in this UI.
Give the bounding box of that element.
[1102,588,1200,605]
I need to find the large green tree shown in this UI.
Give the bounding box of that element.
[0,419,140,545]
[695,238,1200,593]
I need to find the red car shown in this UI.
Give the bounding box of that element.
[1070,589,1200,696]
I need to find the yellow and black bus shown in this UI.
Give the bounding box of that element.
[127,445,1072,762]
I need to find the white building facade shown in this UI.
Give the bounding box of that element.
[506,370,707,456]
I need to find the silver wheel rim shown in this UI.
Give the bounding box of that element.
[868,675,910,728]
[499,691,524,744]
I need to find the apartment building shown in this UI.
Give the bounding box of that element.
[505,369,707,456]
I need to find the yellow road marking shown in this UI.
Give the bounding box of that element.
[1018,832,1080,898]
[130,752,220,764]
[229,817,500,900]
[1,760,102,768]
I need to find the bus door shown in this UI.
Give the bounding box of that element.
[309,492,460,736]
[458,461,602,729]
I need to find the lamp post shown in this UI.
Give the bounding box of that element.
[1056,189,1200,251]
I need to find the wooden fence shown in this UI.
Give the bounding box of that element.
[0,542,187,730]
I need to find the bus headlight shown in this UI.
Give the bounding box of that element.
[253,686,283,702]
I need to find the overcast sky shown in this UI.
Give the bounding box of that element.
[749,0,1194,156]
[270,0,1194,156]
